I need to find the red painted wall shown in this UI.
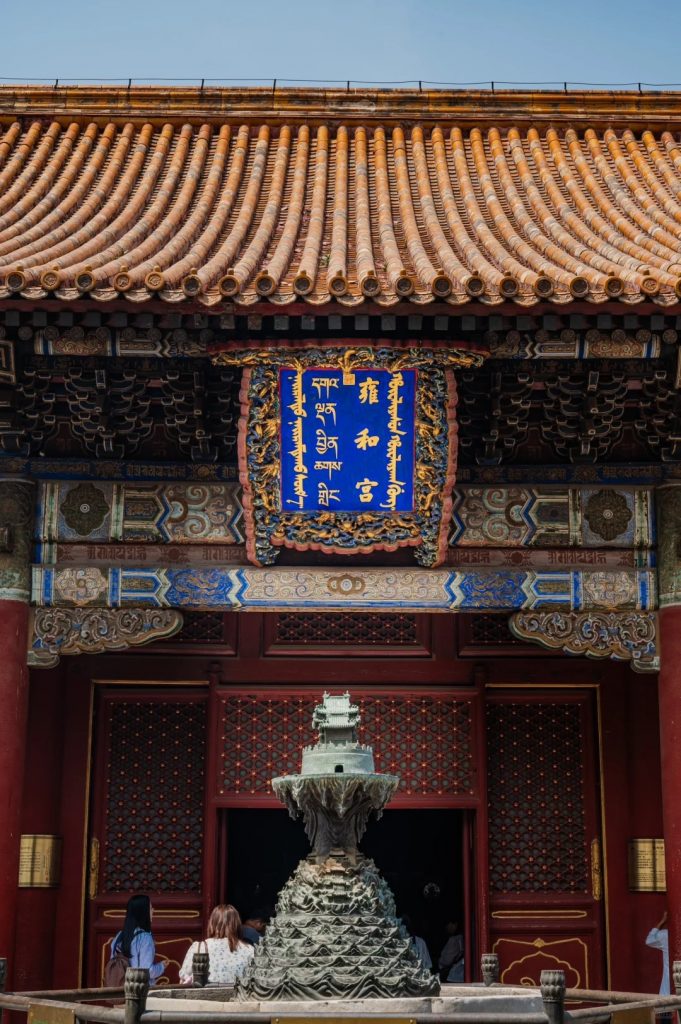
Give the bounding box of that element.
[13,666,65,991]
[601,670,665,993]
[10,615,669,994]
[0,600,31,987]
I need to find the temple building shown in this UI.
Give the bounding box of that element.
[1,83,680,995]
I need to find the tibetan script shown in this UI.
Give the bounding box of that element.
[280,368,417,513]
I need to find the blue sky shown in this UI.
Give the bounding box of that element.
[2,0,681,88]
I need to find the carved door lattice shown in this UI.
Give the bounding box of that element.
[274,613,419,647]
[173,611,225,644]
[100,699,207,893]
[468,615,523,646]
[486,702,588,893]
[219,693,474,799]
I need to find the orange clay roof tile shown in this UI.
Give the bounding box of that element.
[3,91,681,305]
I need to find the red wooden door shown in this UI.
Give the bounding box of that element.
[486,690,606,989]
[85,689,208,986]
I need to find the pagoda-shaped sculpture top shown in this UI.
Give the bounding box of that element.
[272,692,398,860]
[301,692,375,776]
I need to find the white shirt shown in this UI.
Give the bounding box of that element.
[179,938,254,985]
[645,927,670,995]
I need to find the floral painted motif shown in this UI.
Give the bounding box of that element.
[53,567,109,607]
[60,483,110,536]
[583,490,632,542]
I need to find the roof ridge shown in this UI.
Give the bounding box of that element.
[3,86,681,128]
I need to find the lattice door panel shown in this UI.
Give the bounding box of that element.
[486,692,605,989]
[265,613,431,656]
[487,702,588,894]
[85,690,208,987]
[217,688,477,803]
[98,698,207,893]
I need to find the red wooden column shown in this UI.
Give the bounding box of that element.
[656,486,681,964]
[0,480,35,973]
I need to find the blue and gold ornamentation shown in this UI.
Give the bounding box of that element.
[213,347,480,567]
[36,482,244,546]
[510,610,658,672]
[32,565,656,614]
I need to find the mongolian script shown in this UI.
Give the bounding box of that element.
[279,368,416,513]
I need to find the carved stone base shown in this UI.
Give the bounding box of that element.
[235,853,438,1000]
[509,611,658,672]
[30,607,183,666]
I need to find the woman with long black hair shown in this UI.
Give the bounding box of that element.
[110,894,166,984]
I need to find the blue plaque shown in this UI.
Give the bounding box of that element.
[280,368,417,513]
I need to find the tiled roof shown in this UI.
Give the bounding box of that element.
[3,88,681,306]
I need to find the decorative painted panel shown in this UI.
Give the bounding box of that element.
[217,692,474,800]
[450,487,653,549]
[492,936,590,988]
[3,453,681,487]
[32,565,656,613]
[99,699,207,893]
[39,542,247,567]
[33,327,209,359]
[486,702,588,894]
[488,327,662,360]
[1,456,241,482]
[447,548,650,569]
[36,481,244,544]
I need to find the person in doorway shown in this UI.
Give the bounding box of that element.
[241,909,270,945]
[179,904,254,985]
[401,915,432,971]
[109,894,166,984]
[646,911,670,995]
[438,920,465,983]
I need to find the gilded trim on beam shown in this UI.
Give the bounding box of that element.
[31,565,656,614]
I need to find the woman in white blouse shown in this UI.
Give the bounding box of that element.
[180,904,255,986]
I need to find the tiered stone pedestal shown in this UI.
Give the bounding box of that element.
[235,852,438,1000]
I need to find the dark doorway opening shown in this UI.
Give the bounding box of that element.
[221,807,464,968]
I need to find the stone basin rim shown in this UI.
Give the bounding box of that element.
[148,987,547,1011]
[272,773,400,784]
